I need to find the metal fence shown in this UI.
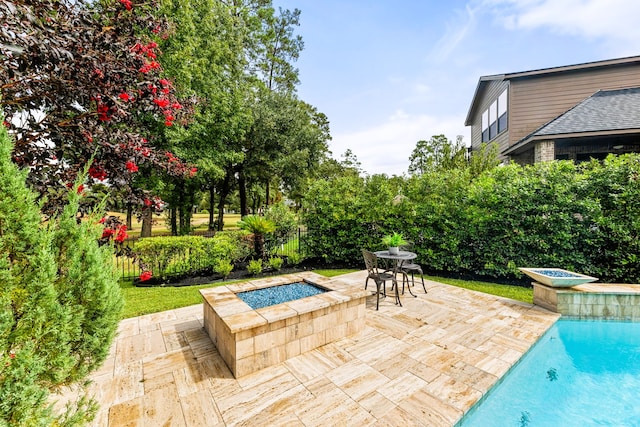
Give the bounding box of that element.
[114,227,309,281]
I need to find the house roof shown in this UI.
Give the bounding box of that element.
[464,55,640,126]
[503,87,640,155]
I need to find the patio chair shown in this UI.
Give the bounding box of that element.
[399,243,427,294]
[362,249,396,310]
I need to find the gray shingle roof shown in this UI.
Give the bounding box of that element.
[533,87,640,136]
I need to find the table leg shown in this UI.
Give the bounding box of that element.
[392,268,402,306]
[398,262,417,297]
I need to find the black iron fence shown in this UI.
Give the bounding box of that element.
[114,227,309,281]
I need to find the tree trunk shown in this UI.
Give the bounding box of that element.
[126,203,133,229]
[217,170,231,232]
[170,206,177,235]
[255,233,265,260]
[140,207,152,237]
[238,168,247,217]
[208,185,215,231]
[179,204,191,235]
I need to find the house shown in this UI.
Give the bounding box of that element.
[465,55,640,164]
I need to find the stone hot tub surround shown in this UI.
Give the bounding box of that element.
[200,272,368,378]
[533,282,640,320]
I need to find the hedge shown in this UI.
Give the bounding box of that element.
[133,231,251,280]
[302,154,640,283]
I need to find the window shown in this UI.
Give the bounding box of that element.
[481,111,489,143]
[489,100,497,139]
[481,89,508,142]
[497,90,507,132]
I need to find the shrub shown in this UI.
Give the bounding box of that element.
[264,202,297,254]
[134,236,206,280]
[0,118,122,425]
[302,174,412,263]
[301,154,640,283]
[287,252,304,266]
[133,231,251,280]
[247,259,263,275]
[214,259,233,278]
[204,230,252,265]
[268,256,283,270]
[237,215,276,259]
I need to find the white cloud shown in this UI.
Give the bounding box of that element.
[484,0,640,50]
[429,5,478,63]
[330,111,469,176]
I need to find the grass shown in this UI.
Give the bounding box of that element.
[425,275,533,304]
[120,279,238,318]
[119,269,533,319]
[107,211,242,237]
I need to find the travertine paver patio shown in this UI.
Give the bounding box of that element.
[56,271,559,426]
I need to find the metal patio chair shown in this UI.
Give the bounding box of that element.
[399,243,427,294]
[362,249,397,310]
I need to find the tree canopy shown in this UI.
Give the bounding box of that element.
[1,0,334,233]
[0,0,194,215]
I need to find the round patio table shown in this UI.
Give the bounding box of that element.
[374,250,417,305]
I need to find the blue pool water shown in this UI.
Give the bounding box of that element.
[237,282,326,310]
[458,319,640,426]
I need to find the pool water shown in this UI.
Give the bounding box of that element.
[458,319,640,426]
[237,282,327,310]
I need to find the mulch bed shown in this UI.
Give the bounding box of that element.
[133,258,359,287]
[134,258,531,288]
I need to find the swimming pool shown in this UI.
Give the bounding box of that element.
[458,319,640,426]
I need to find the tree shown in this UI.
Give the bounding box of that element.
[469,142,501,177]
[233,3,320,215]
[157,0,329,228]
[254,6,304,93]
[408,134,467,175]
[0,115,122,425]
[157,0,254,232]
[0,0,193,216]
[238,90,330,214]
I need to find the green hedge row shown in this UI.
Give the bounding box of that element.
[133,231,252,280]
[302,155,640,283]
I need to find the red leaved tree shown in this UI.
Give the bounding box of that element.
[0,0,194,216]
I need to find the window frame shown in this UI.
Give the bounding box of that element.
[480,88,508,142]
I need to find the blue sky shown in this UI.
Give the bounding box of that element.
[272,0,640,176]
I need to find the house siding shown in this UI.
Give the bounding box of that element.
[508,65,640,146]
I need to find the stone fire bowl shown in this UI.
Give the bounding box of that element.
[519,267,599,288]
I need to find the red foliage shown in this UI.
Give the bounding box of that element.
[139,271,153,281]
[0,0,195,216]
[114,225,128,243]
[101,228,115,239]
[118,92,132,101]
[89,164,108,181]
[125,161,139,173]
[119,0,132,10]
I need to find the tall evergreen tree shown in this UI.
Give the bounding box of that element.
[0,116,122,425]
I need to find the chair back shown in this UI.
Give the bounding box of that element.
[399,241,414,252]
[362,250,380,277]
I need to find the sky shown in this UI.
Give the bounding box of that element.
[271,0,640,176]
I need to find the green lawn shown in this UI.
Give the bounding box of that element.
[424,275,533,304]
[108,211,242,237]
[119,269,533,319]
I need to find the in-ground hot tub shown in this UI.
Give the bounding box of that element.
[200,272,368,378]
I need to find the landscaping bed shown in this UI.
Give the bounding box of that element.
[133,258,360,287]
